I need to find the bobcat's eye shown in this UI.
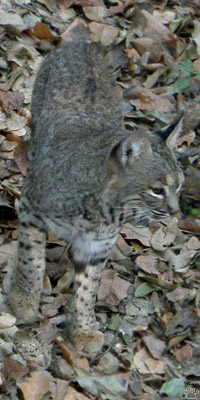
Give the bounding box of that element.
[149,186,165,197]
[152,187,164,195]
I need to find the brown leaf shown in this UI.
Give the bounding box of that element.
[165,310,198,337]
[135,253,159,275]
[139,91,175,113]
[174,344,193,363]
[150,218,178,251]
[89,22,119,45]
[142,335,166,359]
[130,38,156,58]
[0,140,19,152]
[75,357,90,372]
[177,129,195,146]
[58,8,76,22]
[7,44,40,67]
[134,348,165,374]
[98,270,130,305]
[186,236,200,250]
[0,313,16,329]
[6,133,21,142]
[55,336,89,371]
[116,233,133,256]
[55,269,74,292]
[166,287,191,303]
[182,103,200,131]
[52,379,69,400]
[17,370,53,400]
[3,357,29,380]
[58,0,101,6]
[0,10,25,29]
[83,5,108,22]
[121,223,152,247]
[55,336,77,367]
[143,66,166,89]
[178,219,200,233]
[97,352,120,374]
[6,111,27,132]
[30,22,60,41]
[64,386,90,400]
[13,141,29,176]
[142,9,171,40]
[0,110,6,130]
[0,90,24,111]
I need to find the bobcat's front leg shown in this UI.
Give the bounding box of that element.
[8,220,46,324]
[70,262,105,353]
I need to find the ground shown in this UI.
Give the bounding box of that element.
[0,1,200,399]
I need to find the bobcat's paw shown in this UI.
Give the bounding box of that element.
[8,290,40,324]
[72,330,104,353]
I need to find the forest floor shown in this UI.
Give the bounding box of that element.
[0,0,200,399]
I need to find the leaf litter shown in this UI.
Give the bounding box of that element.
[0,1,200,399]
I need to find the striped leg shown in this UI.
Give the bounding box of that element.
[69,263,105,352]
[8,218,46,324]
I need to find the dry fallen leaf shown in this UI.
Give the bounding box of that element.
[174,344,193,363]
[134,347,165,374]
[64,386,90,400]
[3,357,29,381]
[142,9,171,40]
[0,313,16,329]
[13,141,29,176]
[28,22,61,41]
[178,219,200,233]
[142,335,166,359]
[121,223,152,247]
[0,90,24,111]
[98,270,130,305]
[139,91,175,113]
[165,310,198,337]
[55,336,90,372]
[89,22,119,45]
[116,233,133,256]
[83,4,108,22]
[17,370,54,400]
[6,111,27,132]
[135,252,159,275]
[0,10,25,29]
[166,287,192,303]
[186,236,200,250]
[150,218,178,251]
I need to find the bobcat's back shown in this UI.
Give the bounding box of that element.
[24,38,125,223]
[32,40,121,126]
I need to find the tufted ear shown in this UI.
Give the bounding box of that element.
[156,114,184,149]
[109,133,152,168]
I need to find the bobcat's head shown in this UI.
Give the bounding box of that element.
[106,117,184,227]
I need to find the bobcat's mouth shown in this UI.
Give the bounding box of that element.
[152,210,169,220]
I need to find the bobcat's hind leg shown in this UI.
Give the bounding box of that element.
[69,263,105,353]
[8,216,46,324]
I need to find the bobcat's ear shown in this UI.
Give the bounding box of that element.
[157,114,184,149]
[109,133,152,168]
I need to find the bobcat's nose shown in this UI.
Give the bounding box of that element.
[167,196,181,218]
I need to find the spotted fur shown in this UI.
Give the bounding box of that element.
[8,25,184,352]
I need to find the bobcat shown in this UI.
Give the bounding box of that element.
[8,25,184,352]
